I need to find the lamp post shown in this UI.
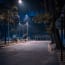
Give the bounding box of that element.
[18,0,23,41]
[18,20,21,40]
[26,22,28,41]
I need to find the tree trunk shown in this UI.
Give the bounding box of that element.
[54,27,62,49]
[4,30,7,45]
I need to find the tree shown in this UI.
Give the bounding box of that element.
[32,0,64,49]
[0,5,19,44]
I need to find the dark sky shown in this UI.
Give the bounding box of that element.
[0,0,44,10]
[0,0,16,9]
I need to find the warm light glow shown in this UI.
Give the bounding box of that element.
[18,0,22,4]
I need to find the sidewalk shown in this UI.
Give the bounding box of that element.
[0,40,28,48]
[0,41,18,48]
[56,50,65,65]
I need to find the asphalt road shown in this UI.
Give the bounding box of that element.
[0,41,59,65]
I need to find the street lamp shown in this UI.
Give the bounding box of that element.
[18,0,22,4]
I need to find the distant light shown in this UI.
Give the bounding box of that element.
[19,22,21,25]
[24,14,29,22]
[18,0,22,4]
[26,22,28,26]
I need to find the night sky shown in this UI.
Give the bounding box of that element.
[0,0,44,10]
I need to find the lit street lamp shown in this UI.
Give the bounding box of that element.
[18,0,29,41]
[18,0,22,4]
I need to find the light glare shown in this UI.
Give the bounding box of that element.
[18,0,22,4]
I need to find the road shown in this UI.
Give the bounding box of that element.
[0,41,59,65]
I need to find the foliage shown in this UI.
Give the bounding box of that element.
[32,13,53,33]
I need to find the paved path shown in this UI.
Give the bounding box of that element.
[0,41,59,65]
